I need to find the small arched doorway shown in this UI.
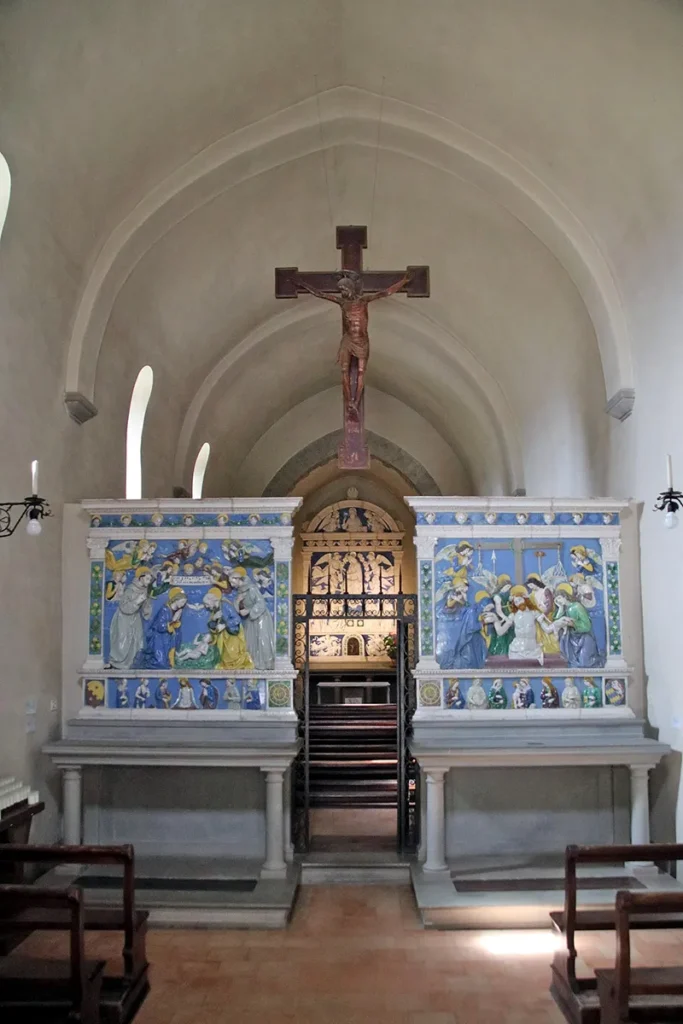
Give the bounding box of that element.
[293,494,418,857]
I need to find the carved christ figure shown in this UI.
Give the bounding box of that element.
[297,269,410,418]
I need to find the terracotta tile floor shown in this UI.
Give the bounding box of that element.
[16,885,683,1024]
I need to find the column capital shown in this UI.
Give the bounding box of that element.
[630,763,654,779]
[86,536,108,560]
[425,767,448,783]
[270,536,294,560]
[600,536,622,561]
[261,766,286,780]
[415,534,438,559]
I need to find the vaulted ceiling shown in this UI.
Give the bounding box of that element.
[3,0,683,500]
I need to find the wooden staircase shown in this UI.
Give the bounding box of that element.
[308,704,398,809]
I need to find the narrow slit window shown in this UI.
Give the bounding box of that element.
[126,366,154,499]
[192,442,211,499]
[0,152,10,244]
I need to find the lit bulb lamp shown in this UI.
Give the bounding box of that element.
[654,487,683,530]
[0,496,52,539]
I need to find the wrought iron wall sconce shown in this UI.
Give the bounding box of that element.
[0,461,51,538]
[655,455,682,530]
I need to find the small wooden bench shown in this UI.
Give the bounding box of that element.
[550,843,683,1024]
[0,883,105,1024]
[0,845,149,1024]
[596,890,683,1024]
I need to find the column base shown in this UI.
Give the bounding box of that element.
[260,864,288,880]
[422,863,449,875]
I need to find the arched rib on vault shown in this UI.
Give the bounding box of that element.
[63,85,632,417]
[172,303,521,495]
[263,431,441,498]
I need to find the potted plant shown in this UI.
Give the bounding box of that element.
[383,633,398,661]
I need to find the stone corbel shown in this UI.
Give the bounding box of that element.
[65,391,98,425]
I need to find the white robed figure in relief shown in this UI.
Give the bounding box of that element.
[229,568,276,670]
[109,568,153,669]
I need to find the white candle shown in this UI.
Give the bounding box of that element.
[667,454,673,491]
[31,460,39,495]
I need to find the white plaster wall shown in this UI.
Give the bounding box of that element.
[0,155,94,842]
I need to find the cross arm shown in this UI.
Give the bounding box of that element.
[275,268,343,299]
[364,266,430,298]
[275,265,430,299]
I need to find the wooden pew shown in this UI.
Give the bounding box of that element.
[596,890,683,1024]
[0,845,149,1024]
[0,883,105,1024]
[550,843,683,1024]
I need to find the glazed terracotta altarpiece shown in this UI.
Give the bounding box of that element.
[299,497,404,666]
[405,497,630,716]
[79,498,300,717]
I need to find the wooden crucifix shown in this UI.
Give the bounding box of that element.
[275,225,430,469]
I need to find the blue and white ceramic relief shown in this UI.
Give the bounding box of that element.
[432,675,614,710]
[434,537,608,673]
[101,538,275,673]
[83,676,283,711]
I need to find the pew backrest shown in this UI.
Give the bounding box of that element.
[563,843,683,959]
[0,844,136,969]
[612,889,683,1020]
[0,883,87,1005]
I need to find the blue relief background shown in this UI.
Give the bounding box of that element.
[434,537,608,672]
[101,538,275,672]
[436,676,626,710]
[84,676,274,711]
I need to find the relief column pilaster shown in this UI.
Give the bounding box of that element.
[600,535,627,671]
[271,535,294,671]
[415,532,439,673]
[83,535,108,672]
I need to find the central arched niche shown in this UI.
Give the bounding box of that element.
[290,460,419,598]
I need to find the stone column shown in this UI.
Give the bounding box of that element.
[423,768,448,872]
[261,769,287,877]
[62,767,83,845]
[283,767,293,863]
[417,770,427,863]
[629,765,652,865]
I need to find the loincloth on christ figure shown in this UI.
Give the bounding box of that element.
[337,331,369,363]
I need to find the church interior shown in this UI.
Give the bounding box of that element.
[3,1,683,1022]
